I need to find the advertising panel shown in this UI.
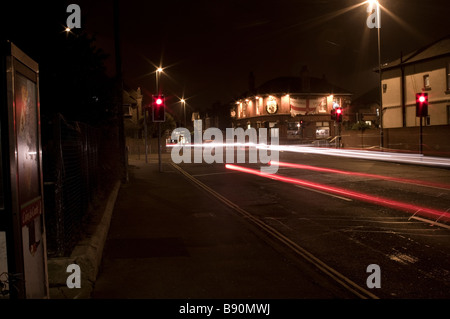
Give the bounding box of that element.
[14,68,46,298]
[1,41,48,298]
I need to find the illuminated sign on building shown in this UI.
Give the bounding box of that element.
[266,96,278,114]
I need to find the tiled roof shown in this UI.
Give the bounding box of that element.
[381,35,450,70]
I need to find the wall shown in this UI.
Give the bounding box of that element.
[341,125,450,157]
[382,56,450,128]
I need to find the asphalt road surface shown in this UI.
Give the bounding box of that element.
[174,150,450,299]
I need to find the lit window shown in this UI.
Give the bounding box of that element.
[423,74,430,89]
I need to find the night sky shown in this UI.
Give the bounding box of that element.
[4,0,450,116]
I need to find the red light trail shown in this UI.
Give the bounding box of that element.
[225,164,450,223]
[270,161,450,190]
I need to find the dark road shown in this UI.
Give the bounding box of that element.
[175,151,450,298]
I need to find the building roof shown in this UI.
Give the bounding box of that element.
[122,86,142,107]
[381,34,450,71]
[252,76,352,96]
[231,69,352,105]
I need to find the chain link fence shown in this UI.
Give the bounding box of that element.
[42,114,121,257]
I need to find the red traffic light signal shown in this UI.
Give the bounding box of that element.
[152,95,165,122]
[415,93,428,117]
[335,107,343,122]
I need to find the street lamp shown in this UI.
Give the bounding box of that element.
[367,0,383,149]
[180,98,186,127]
[156,67,163,94]
[156,67,163,172]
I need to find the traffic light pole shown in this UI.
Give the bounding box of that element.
[158,122,162,172]
[338,122,341,149]
[144,107,148,163]
[156,72,162,172]
[419,115,423,155]
[151,94,165,172]
[416,92,428,155]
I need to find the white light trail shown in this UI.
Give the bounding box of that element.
[167,141,450,168]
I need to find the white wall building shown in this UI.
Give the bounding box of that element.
[381,36,450,129]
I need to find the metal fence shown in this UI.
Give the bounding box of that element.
[43,114,120,257]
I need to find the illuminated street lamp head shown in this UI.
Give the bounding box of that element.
[157,67,163,73]
[65,27,71,32]
[368,0,378,5]
[181,99,185,103]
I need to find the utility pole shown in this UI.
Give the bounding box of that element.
[157,72,162,172]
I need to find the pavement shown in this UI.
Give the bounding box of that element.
[47,177,121,299]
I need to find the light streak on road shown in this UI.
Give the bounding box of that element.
[271,161,450,190]
[225,164,450,223]
[261,145,450,168]
[168,142,450,168]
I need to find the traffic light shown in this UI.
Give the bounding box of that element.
[330,108,336,121]
[335,107,343,123]
[415,92,428,117]
[152,95,165,122]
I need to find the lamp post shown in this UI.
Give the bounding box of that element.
[156,67,163,94]
[367,0,383,149]
[181,98,186,127]
[376,1,383,150]
[156,67,163,172]
[144,103,148,163]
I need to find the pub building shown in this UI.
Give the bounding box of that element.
[230,68,352,143]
